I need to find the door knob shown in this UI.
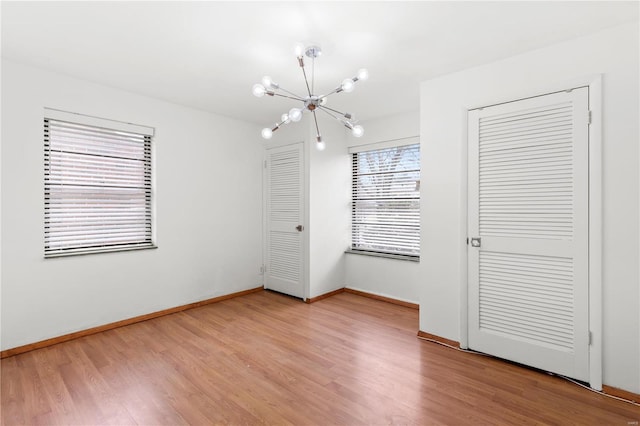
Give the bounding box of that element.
[296,225,304,232]
[470,237,481,247]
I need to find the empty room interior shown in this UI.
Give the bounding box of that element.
[1,1,639,424]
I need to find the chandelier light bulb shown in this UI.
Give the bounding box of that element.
[319,97,327,106]
[262,76,274,89]
[261,127,273,139]
[289,107,303,122]
[351,125,364,138]
[252,83,266,97]
[316,138,326,151]
[294,42,305,58]
[341,78,355,93]
[357,68,369,81]
[281,113,290,124]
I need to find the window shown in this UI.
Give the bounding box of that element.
[44,111,154,257]
[351,142,420,258]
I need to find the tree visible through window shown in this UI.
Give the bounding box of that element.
[351,143,420,258]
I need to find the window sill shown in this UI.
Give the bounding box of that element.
[45,244,158,259]
[345,249,420,262]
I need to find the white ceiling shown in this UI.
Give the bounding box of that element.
[2,1,638,125]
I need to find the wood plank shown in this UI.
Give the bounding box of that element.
[1,290,638,425]
[0,286,263,359]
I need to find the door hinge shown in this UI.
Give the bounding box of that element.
[588,110,592,125]
[589,331,593,345]
[264,160,267,168]
[261,265,266,274]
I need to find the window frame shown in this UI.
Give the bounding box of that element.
[349,139,420,260]
[43,109,156,258]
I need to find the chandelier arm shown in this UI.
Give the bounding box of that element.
[277,86,305,100]
[272,93,306,102]
[312,110,321,137]
[317,107,354,131]
[300,65,313,97]
[317,87,341,99]
[318,105,352,120]
[312,55,315,94]
[316,106,341,121]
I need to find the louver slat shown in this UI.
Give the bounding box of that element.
[479,252,574,350]
[269,150,301,223]
[479,102,573,240]
[269,232,301,283]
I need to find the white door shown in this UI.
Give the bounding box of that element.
[468,87,590,381]
[264,143,305,298]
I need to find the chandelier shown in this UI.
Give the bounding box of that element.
[252,43,368,151]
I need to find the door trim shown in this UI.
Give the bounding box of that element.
[460,75,602,390]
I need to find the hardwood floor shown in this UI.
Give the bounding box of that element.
[1,290,638,425]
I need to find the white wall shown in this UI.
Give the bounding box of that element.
[420,22,639,393]
[345,111,421,304]
[1,60,264,351]
[307,121,349,299]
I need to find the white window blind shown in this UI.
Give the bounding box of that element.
[44,118,153,257]
[351,143,420,258]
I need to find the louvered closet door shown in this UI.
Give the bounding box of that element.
[468,87,589,381]
[265,143,305,298]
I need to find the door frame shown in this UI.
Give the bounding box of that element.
[460,75,603,390]
[262,140,309,301]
